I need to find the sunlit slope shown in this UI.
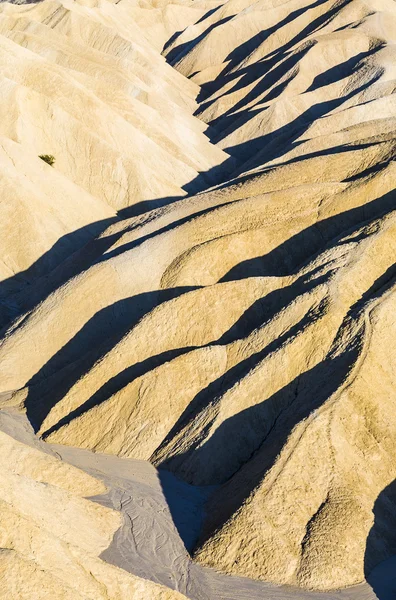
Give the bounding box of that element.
[0,0,229,321]
[0,0,394,593]
[1,132,394,589]
[0,0,229,212]
[193,233,396,590]
[166,0,396,175]
[0,135,115,318]
[0,425,188,600]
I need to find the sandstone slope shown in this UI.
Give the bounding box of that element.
[0,411,189,600]
[0,0,394,596]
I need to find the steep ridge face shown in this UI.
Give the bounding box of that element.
[0,135,115,307]
[166,0,396,172]
[0,0,230,212]
[0,0,229,320]
[0,410,189,600]
[0,0,233,323]
[0,0,395,596]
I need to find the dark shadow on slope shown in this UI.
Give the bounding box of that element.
[197,0,354,108]
[343,159,390,182]
[114,153,237,219]
[96,143,386,270]
[216,71,382,169]
[96,191,242,264]
[208,134,387,198]
[202,38,382,152]
[162,3,224,55]
[197,0,341,103]
[154,265,396,551]
[78,191,395,464]
[45,265,334,444]
[0,153,235,329]
[194,4,223,26]
[162,29,185,53]
[158,468,216,552]
[5,0,44,3]
[40,269,330,440]
[41,345,197,439]
[208,40,315,128]
[198,42,312,133]
[217,268,332,345]
[151,269,333,465]
[154,205,396,506]
[42,269,330,442]
[358,263,396,306]
[260,140,389,172]
[154,297,330,483]
[305,49,380,92]
[205,106,264,143]
[28,187,394,437]
[190,264,396,541]
[166,15,236,65]
[365,480,396,600]
[334,11,376,32]
[182,153,237,195]
[0,196,182,330]
[24,287,197,432]
[0,216,117,326]
[195,341,361,542]
[220,190,396,281]
[117,194,186,219]
[0,7,379,332]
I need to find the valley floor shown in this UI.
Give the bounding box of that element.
[0,407,380,600]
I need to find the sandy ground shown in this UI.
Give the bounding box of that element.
[0,405,382,600]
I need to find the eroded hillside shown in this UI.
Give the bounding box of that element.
[0,0,395,598]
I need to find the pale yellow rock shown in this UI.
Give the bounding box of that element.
[0,0,394,594]
[0,430,188,599]
[0,0,229,212]
[0,135,115,298]
[195,281,396,590]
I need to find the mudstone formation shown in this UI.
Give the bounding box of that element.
[0,0,395,597]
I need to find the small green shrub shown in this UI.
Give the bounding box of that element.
[39,154,56,167]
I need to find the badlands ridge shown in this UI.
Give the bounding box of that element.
[0,0,395,597]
